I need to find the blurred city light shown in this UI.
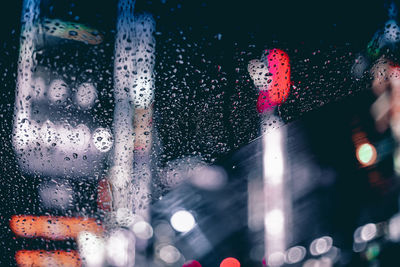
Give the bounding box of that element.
[389,213,400,242]
[190,165,228,191]
[132,220,154,240]
[263,129,284,184]
[356,143,377,167]
[10,215,103,240]
[170,210,196,233]
[303,257,333,267]
[267,251,285,267]
[105,229,135,267]
[158,244,181,264]
[262,123,287,261]
[248,49,291,113]
[154,221,175,242]
[265,209,284,236]
[360,223,377,242]
[77,231,105,267]
[183,260,202,267]
[365,243,380,261]
[15,250,81,267]
[285,246,306,264]
[309,236,333,256]
[354,223,378,244]
[220,257,241,267]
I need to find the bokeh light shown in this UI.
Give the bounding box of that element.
[309,236,333,256]
[356,143,377,166]
[220,257,240,267]
[159,245,181,264]
[285,246,306,264]
[170,210,196,233]
[183,260,202,267]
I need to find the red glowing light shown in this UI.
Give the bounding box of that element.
[97,178,113,211]
[220,257,241,267]
[262,257,267,266]
[256,48,291,113]
[183,260,202,267]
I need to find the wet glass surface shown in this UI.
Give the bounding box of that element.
[1,0,400,266]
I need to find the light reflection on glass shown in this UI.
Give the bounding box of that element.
[170,210,196,233]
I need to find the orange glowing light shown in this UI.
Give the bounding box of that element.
[220,257,241,267]
[10,215,103,240]
[15,250,81,267]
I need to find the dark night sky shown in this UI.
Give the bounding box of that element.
[0,0,392,47]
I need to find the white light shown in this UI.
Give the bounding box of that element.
[39,120,58,147]
[133,221,153,240]
[286,246,306,264]
[303,259,318,267]
[75,82,97,109]
[33,77,46,100]
[92,127,113,152]
[159,245,181,264]
[72,124,91,148]
[106,229,135,267]
[248,59,271,88]
[131,14,156,109]
[57,123,74,151]
[115,207,139,227]
[265,209,284,236]
[190,165,227,190]
[353,226,363,243]
[52,123,91,151]
[302,258,332,267]
[268,251,285,267]
[170,210,196,233]
[361,223,377,242]
[394,148,400,176]
[389,213,400,242]
[48,79,69,103]
[319,257,333,267]
[13,119,38,150]
[108,166,132,190]
[262,120,287,258]
[310,236,333,256]
[78,231,106,267]
[263,129,284,185]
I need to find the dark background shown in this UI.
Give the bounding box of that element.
[0,0,398,266]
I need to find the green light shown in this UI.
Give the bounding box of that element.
[357,143,376,166]
[366,243,380,261]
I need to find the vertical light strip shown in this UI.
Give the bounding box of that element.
[262,115,286,266]
[131,13,156,222]
[111,0,137,214]
[112,0,156,223]
[12,0,40,151]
